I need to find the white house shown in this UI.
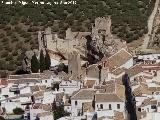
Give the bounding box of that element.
[1,101,22,114]
[137,54,160,64]
[98,48,133,81]
[71,89,95,117]
[101,48,133,71]
[64,99,71,113]
[140,112,160,120]
[30,103,53,120]
[42,91,64,104]
[138,98,157,113]
[95,93,125,118]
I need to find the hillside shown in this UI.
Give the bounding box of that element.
[0,0,156,71]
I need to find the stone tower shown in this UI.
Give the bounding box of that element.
[92,16,112,38]
[38,31,45,51]
[68,51,81,80]
[66,28,74,40]
[38,27,53,52]
[45,27,53,51]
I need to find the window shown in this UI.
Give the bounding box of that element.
[75,101,77,106]
[138,108,141,112]
[117,104,120,109]
[100,104,103,109]
[109,104,112,110]
[45,80,47,83]
[151,105,157,109]
[103,62,106,67]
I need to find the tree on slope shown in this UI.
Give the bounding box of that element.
[31,53,39,73]
[45,50,51,70]
[40,50,45,73]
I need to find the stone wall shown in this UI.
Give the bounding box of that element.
[68,51,81,80]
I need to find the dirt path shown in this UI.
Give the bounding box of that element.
[141,0,159,51]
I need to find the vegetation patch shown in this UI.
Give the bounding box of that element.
[0,0,156,71]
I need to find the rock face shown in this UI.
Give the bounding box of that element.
[90,16,127,57]
[38,17,127,61]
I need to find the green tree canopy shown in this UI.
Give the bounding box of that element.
[40,50,45,73]
[31,53,39,73]
[13,108,24,115]
[45,50,51,70]
[53,105,70,119]
[0,116,5,120]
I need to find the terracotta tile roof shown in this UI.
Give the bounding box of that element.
[105,80,115,85]
[40,71,55,79]
[95,93,123,102]
[33,91,44,99]
[103,84,115,93]
[116,84,125,99]
[98,116,106,120]
[101,49,132,71]
[58,71,69,80]
[30,85,47,93]
[126,64,143,77]
[85,80,96,88]
[83,102,94,113]
[37,112,52,117]
[9,73,42,79]
[30,85,40,92]
[133,84,152,96]
[32,103,42,109]
[156,87,160,91]
[0,79,8,86]
[42,104,52,112]
[39,85,46,91]
[143,75,153,79]
[141,64,160,70]
[115,79,123,85]
[9,72,53,83]
[140,98,157,107]
[114,111,125,120]
[140,63,160,66]
[112,68,125,75]
[71,89,95,100]
[95,83,125,99]
[32,103,52,112]
[0,96,20,102]
[8,79,40,84]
